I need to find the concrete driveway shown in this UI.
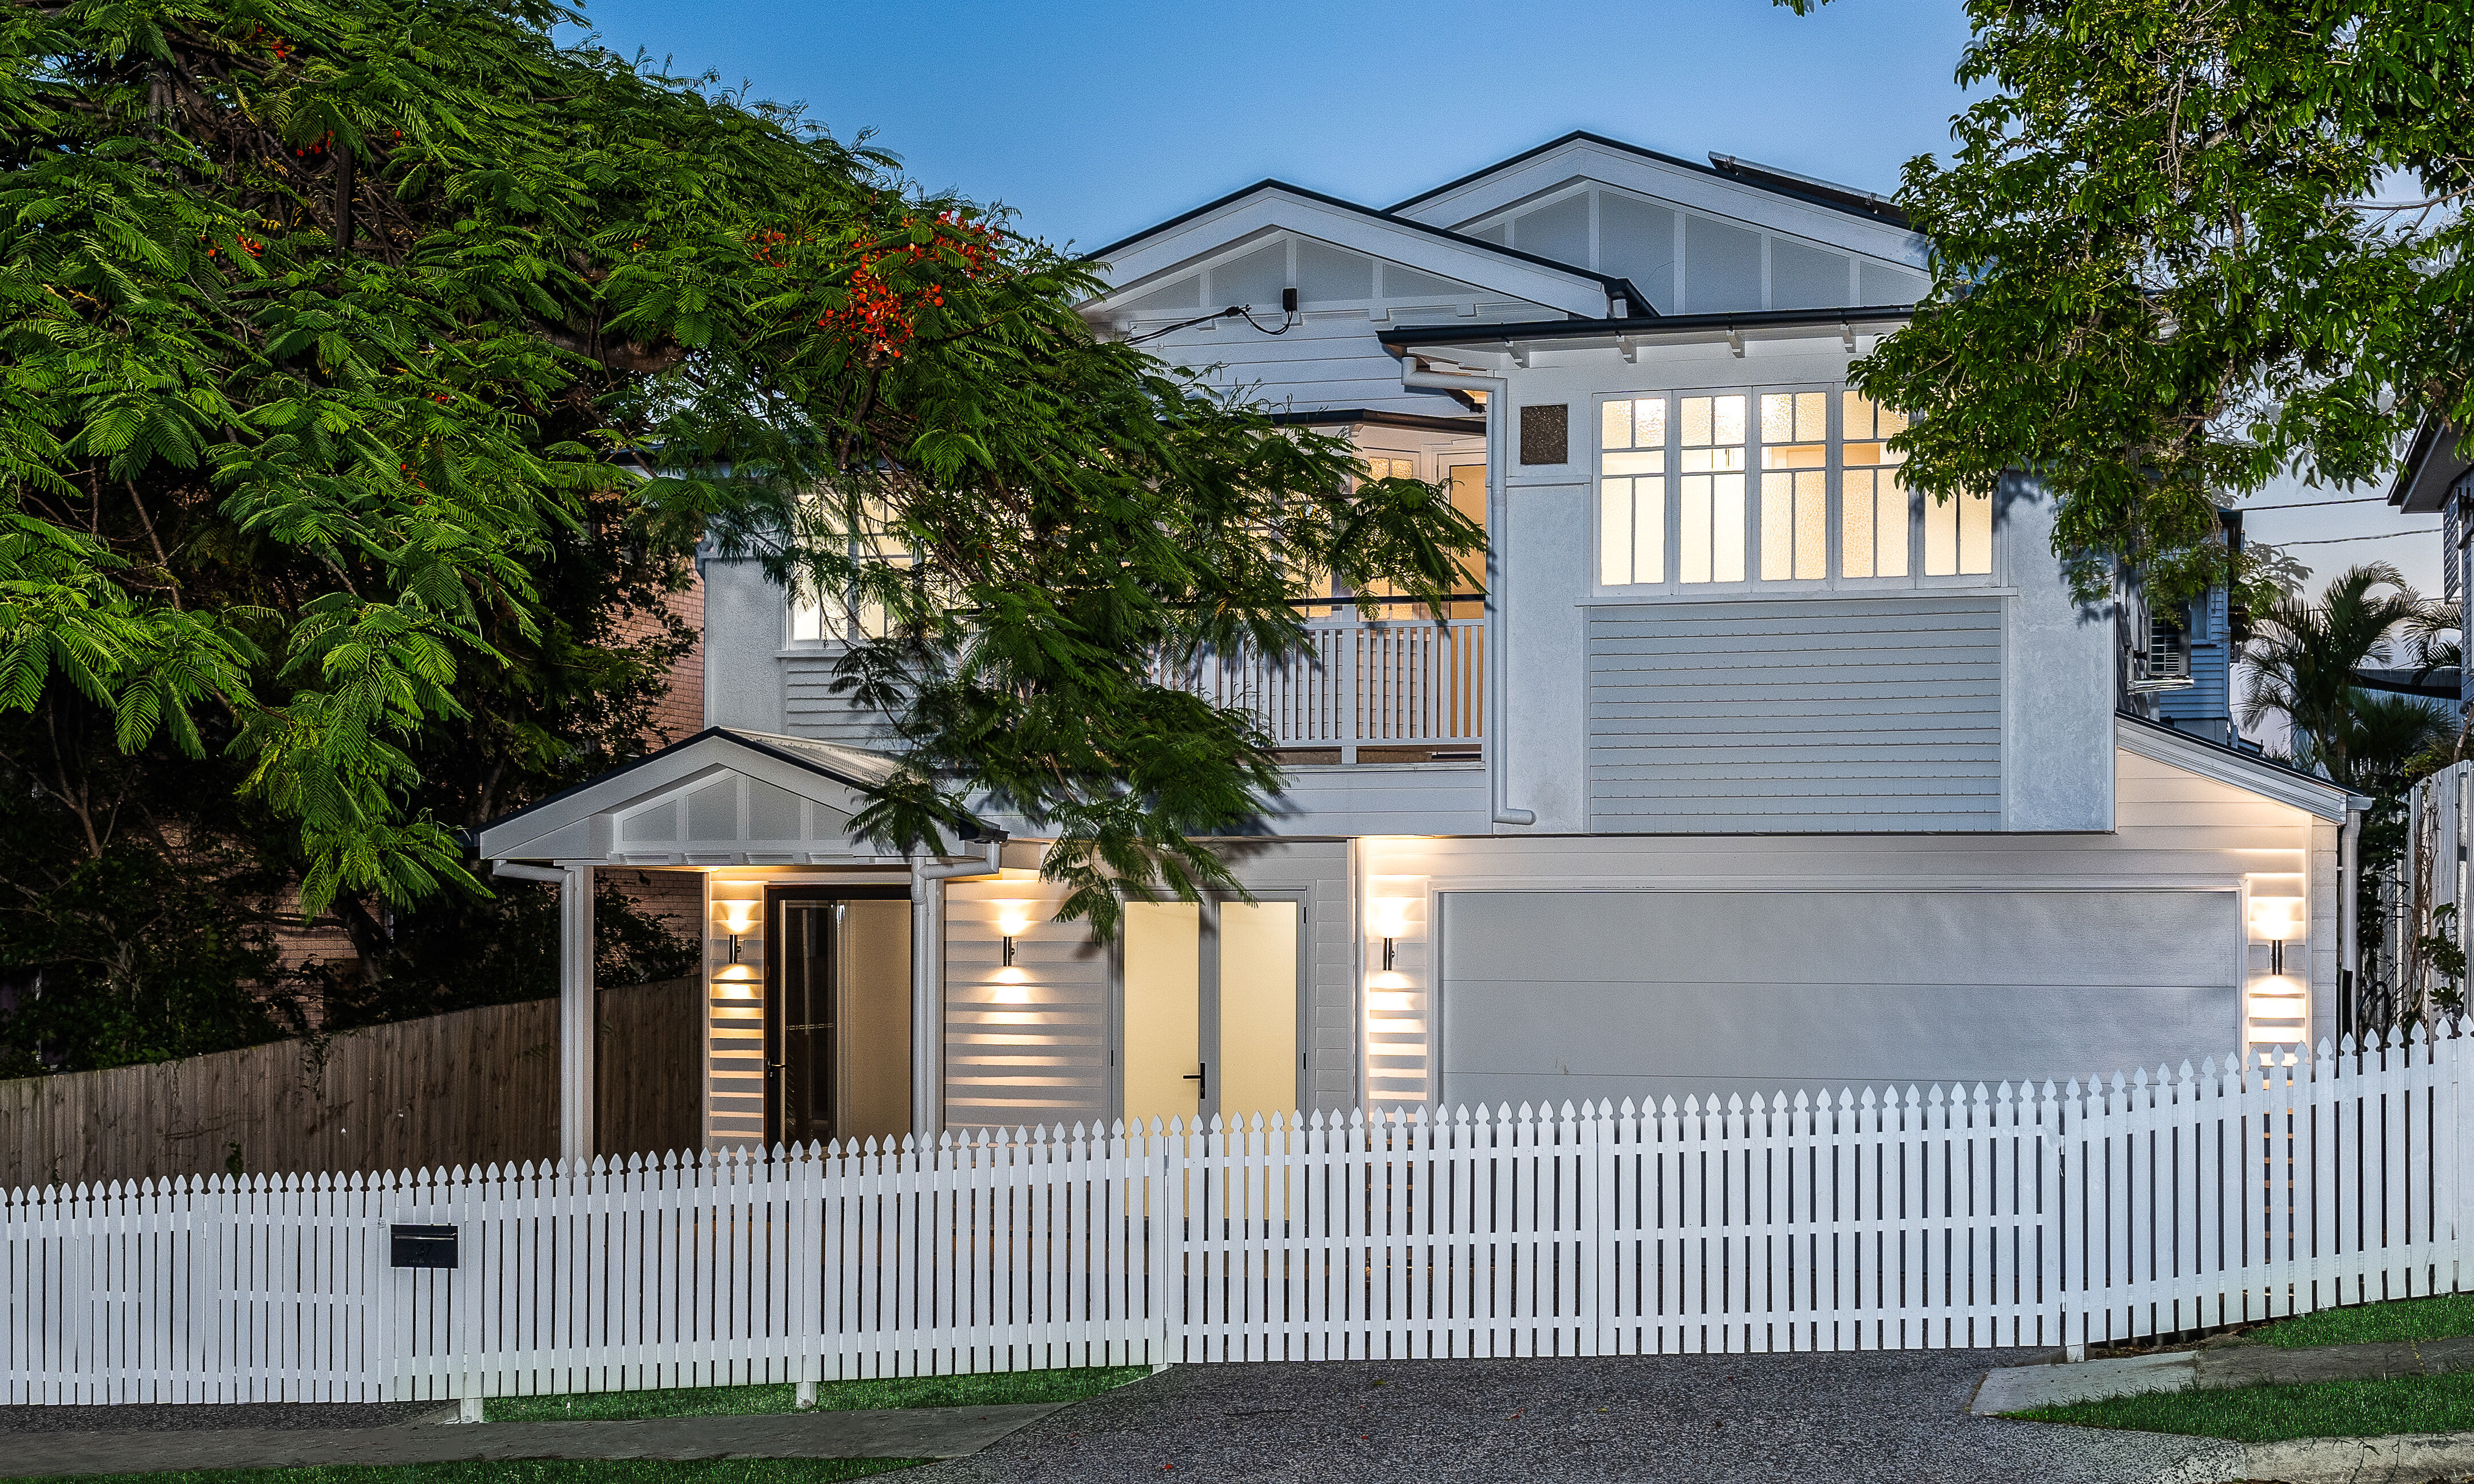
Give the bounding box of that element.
[921,1348,2237,1484]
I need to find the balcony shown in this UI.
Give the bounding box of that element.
[1159,614,1484,764]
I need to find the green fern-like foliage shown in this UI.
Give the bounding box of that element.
[0,0,1482,932]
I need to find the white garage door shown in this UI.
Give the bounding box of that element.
[1437,889,2241,1108]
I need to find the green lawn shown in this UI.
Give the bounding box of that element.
[484,1365,1152,1422]
[2012,1369,2474,1442]
[22,1462,921,1484]
[2239,1292,2474,1349]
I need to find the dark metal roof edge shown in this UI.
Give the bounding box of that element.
[1078,178,1635,302]
[1384,131,1913,229]
[2352,666,2463,701]
[1380,303,1916,349]
[2387,417,2467,512]
[1266,408,1487,434]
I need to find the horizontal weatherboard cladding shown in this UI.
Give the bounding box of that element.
[1585,596,2003,831]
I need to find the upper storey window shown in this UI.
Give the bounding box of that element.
[1597,387,1992,595]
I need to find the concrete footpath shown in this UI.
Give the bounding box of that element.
[0,1404,1062,1478]
[1972,1335,2474,1414]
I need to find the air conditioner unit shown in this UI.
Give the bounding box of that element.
[2128,615,2197,693]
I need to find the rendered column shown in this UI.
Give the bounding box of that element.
[560,862,596,1162]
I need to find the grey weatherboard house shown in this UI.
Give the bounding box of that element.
[475,133,2359,1159]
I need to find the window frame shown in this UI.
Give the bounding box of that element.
[1590,384,2000,598]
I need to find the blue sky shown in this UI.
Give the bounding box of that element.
[566,0,2440,595]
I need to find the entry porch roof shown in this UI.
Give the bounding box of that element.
[469,727,998,868]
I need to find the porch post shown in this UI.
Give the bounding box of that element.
[909,863,946,1140]
[560,862,596,1162]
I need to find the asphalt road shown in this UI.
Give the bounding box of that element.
[915,1349,2241,1484]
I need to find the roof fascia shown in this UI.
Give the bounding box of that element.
[1382,304,1914,357]
[2114,713,2352,821]
[1267,408,1487,435]
[2387,419,2467,513]
[1387,134,1924,262]
[1083,183,1622,319]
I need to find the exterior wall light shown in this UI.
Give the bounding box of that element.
[2250,898,2299,975]
[1367,898,1412,972]
[717,899,759,966]
[990,902,1034,1003]
[995,902,1033,968]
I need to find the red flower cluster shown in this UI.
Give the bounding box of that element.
[811,211,998,362]
[199,232,265,259]
[746,227,795,268]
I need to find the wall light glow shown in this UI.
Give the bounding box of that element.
[1366,898,1412,940]
[2248,898,2300,942]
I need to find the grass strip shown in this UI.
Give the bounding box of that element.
[486,1365,1152,1422]
[2242,1292,2474,1349]
[21,1461,924,1484]
[2014,1370,2474,1442]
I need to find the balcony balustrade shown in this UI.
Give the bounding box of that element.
[1157,612,1484,763]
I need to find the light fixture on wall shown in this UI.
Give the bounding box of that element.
[1367,898,1411,972]
[2251,898,2299,976]
[988,902,1035,1003]
[716,899,759,967]
[995,902,1033,968]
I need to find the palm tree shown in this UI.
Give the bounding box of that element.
[2239,563,2445,788]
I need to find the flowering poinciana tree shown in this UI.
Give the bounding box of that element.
[0,0,1478,940]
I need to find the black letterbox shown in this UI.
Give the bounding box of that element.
[390,1223,459,1269]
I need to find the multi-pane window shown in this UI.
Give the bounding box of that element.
[1361,455,1416,483]
[1598,397,1665,585]
[1597,386,1993,591]
[1841,393,1910,579]
[788,495,907,642]
[1677,394,1747,584]
[1759,392,1829,581]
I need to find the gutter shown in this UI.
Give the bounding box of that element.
[1402,363,1534,827]
[1382,303,1916,353]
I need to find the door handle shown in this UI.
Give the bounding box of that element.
[1181,1063,1207,1099]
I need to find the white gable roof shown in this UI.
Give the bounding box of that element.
[471,728,995,867]
[1084,181,1624,321]
[1389,132,1927,267]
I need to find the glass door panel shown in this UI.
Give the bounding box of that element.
[766,887,910,1148]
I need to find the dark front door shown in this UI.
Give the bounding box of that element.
[765,885,912,1148]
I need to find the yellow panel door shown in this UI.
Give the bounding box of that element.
[1122,903,1201,1127]
[1216,902,1299,1125]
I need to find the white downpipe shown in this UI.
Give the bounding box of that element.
[1403,364,1533,826]
[910,838,1004,1139]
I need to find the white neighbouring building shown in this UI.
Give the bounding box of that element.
[475,133,2362,1158]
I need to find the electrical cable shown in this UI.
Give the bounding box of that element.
[1122,303,1296,346]
[2272,529,2440,546]
[2239,495,2392,511]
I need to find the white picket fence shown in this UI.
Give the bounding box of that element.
[6,1031,2470,1404]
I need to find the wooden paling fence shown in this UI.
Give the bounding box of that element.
[0,979,701,1191]
[5,1031,2468,1404]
